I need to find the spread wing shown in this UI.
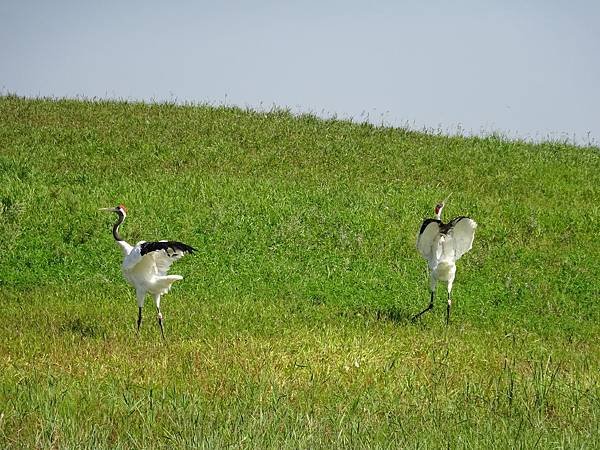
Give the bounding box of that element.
[123,240,196,276]
[447,217,477,260]
[417,217,477,263]
[416,219,442,262]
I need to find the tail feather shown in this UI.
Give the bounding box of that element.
[153,275,183,294]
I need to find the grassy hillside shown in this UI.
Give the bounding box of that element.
[0,96,599,448]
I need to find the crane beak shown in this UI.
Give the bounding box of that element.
[442,193,452,206]
[99,207,118,213]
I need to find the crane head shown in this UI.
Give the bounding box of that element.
[434,193,452,217]
[99,204,127,216]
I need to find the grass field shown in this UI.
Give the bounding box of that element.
[1,95,599,448]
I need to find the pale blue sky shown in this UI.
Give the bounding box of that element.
[2,1,599,145]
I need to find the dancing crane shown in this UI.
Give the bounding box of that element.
[100,204,196,338]
[413,195,477,324]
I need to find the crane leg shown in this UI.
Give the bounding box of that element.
[412,291,435,321]
[137,307,143,332]
[157,308,165,340]
[446,279,454,325]
[136,291,146,333]
[154,294,165,340]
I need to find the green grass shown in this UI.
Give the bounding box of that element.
[0,95,599,448]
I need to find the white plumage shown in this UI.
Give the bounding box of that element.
[121,240,186,293]
[413,197,477,324]
[101,205,195,338]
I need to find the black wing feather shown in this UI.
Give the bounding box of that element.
[140,241,196,256]
[419,218,441,235]
[439,216,471,234]
[419,216,473,235]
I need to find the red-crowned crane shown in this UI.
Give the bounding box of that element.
[100,205,195,338]
[413,195,477,324]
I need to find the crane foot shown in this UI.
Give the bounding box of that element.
[411,303,434,322]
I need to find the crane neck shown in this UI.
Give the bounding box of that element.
[113,212,125,242]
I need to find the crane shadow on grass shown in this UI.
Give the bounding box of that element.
[60,317,105,339]
[339,305,415,326]
[373,305,415,325]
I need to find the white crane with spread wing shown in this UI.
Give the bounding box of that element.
[100,205,195,338]
[413,195,477,324]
